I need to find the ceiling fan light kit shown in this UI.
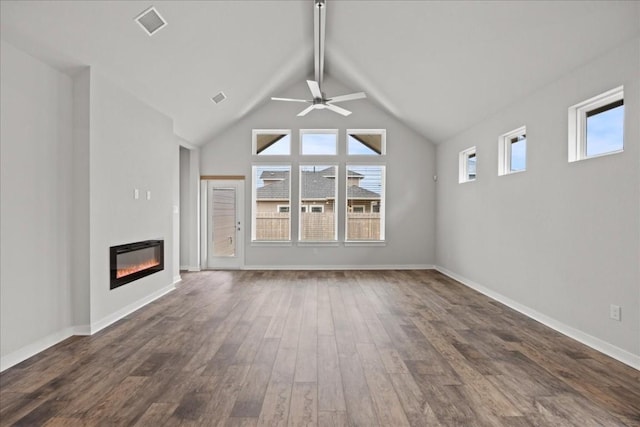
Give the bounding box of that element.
[271,0,366,117]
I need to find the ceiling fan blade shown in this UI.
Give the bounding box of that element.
[327,92,366,103]
[324,103,352,116]
[271,97,309,103]
[297,104,317,117]
[307,80,323,99]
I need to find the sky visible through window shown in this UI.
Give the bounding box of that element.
[348,135,380,155]
[301,133,337,155]
[586,104,624,157]
[511,136,526,172]
[259,135,290,155]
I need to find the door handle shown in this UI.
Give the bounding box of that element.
[229,236,233,245]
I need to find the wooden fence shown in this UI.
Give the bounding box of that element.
[255,212,380,241]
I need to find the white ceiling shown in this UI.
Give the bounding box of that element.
[1,1,638,146]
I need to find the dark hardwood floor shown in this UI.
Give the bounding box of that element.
[1,270,638,426]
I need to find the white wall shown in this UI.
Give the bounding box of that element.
[1,41,75,361]
[88,69,178,326]
[1,42,181,369]
[436,38,640,366]
[200,77,436,268]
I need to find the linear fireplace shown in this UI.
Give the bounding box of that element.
[110,240,164,289]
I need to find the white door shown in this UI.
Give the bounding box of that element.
[207,180,244,269]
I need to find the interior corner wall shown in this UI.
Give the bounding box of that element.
[88,69,178,327]
[179,145,201,271]
[0,40,75,363]
[200,76,436,268]
[435,37,640,365]
[71,67,91,328]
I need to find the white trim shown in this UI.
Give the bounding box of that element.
[296,241,340,247]
[568,86,624,162]
[344,241,386,247]
[173,275,182,285]
[89,284,175,335]
[244,264,433,271]
[434,265,640,370]
[187,266,201,272]
[498,126,527,176]
[458,146,477,183]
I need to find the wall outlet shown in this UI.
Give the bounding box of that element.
[609,304,621,321]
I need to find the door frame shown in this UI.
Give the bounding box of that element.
[200,177,245,270]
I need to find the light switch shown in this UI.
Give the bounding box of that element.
[134,189,139,200]
[146,190,151,200]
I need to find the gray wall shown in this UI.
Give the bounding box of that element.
[180,147,190,268]
[1,41,181,368]
[1,41,75,364]
[201,77,437,268]
[436,38,640,364]
[88,69,178,325]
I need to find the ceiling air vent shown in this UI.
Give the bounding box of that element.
[135,6,167,36]
[211,92,227,104]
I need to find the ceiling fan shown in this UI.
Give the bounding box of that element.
[271,0,366,117]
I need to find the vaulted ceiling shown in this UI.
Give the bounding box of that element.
[1,1,638,146]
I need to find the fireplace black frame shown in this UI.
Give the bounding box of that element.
[110,240,164,290]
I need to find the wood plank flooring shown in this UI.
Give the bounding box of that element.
[1,270,639,426]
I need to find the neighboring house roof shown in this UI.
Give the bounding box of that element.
[257,168,379,200]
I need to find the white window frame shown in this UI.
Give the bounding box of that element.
[300,129,338,156]
[459,147,477,183]
[498,126,527,176]
[300,205,308,213]
[251,164,292,244]
[352,205,365,213]
[568,86,624,162]
[277,204,290,213]
[309,205,324,213]
[347,129,387,156]
[345,165,386,243]
[252,129,292,156]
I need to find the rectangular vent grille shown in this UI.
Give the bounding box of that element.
[135,6,167,36]
[211,92,227,104]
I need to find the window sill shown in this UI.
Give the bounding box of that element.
[571,149,624,163]
[344,241,386,247]
[297,241,340,247]
[251,241,292,247]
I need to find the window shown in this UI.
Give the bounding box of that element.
[569,86,624,162]
[300,130,338,155]
[346,165,385,241]
[253,130,291,155]
[459,147,477,183]
[252,165,291,241]
[299,165,337,241]
[499,126,526,176]
[347,129,386,155]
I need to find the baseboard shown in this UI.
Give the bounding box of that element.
[187,266,201,272]
[243,264,434,271]
[434,265,640,370]
[89,283,176,335]
[173,275,182,285]
[1,327,76,372]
